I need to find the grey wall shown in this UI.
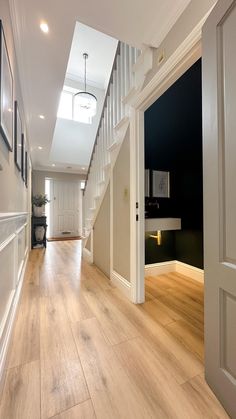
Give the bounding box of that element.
[85,234,91,251]
[32,170,85,195]
[0,0,30,213]
[144,0,216,89]
[113,129,130,281]
[93,183,110,277]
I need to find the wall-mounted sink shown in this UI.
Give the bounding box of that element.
[145,218,181,232]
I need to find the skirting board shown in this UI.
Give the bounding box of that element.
[145,260,204,284]
[145,261,176,277]
[111,270,131,299]
[82,247,93,264]
[175,261,204,283]
[0,252,28,393]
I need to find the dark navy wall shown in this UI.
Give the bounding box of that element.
[144,59,203,269]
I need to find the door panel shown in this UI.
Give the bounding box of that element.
[52,180,79,238]
[221,290,236,380]
[219,3,236,264]
[203,0,236,417]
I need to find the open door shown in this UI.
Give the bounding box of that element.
[203,1,236,417]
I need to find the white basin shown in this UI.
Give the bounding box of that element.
[145,218,181,232]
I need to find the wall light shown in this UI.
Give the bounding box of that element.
[149,230,162,246]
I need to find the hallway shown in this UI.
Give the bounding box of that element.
[0,241,228,419]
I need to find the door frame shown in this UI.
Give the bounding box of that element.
[130,17,208,304]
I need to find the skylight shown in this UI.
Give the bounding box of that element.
[57,86,92,124]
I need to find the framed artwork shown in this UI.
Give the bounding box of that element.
[21,133,25,181]
[25,150,28,187]
[145,169,150,197]
[152,170,170,198]
[0,20,13,151]
[14,100,22,171]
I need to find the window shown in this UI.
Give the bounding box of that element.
[57,86,92,124]
[80,181,85,190]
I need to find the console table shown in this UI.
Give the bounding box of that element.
[31,216,47,248]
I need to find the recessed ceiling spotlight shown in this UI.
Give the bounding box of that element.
[38,146,43,150]
[52,163,55,167]
[40,21,49,33]
[39,114,45,119]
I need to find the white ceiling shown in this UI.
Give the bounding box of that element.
[67,22,118,90]
[10,0,191,174]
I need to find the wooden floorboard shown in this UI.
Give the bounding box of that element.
[0,241,229,418]
[52,400,96,419]
[0,360,40,419]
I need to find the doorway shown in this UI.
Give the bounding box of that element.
[142,58,204,360]
[144,59,203,272]
[131,38,202,304]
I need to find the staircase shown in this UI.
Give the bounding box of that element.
[83,41,140,237]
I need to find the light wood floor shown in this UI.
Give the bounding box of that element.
[0,241,229,419]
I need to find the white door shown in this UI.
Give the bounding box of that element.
[52,180,79,238]
[203,1,236,417]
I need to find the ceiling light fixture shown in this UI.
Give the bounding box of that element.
[40,22,49,33]
[39,114,45,119]
[52,163,55,167]
[73,53,97,119]
[38,146,43,150]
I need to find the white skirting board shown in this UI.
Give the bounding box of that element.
[145,261,176,277]
[145,260,204,283]
[111,270,132,299]
[82,247,93,264]
[175,261,204,283]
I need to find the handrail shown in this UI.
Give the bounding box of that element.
[84,41,120,193]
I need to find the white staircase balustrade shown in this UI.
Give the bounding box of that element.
[83,42,140,238]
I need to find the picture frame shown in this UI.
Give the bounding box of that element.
[25,150,28,187]
[14,100,22,171]
[0,20,13,151]
[21,133,25,181]
[145,169,150,197]
[152,170,170,198]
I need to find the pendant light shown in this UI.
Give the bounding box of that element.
[73,53,97,119]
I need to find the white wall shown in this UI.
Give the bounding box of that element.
[144,0,216,89]
[113,129,130,282]
[0,0,30,213]
[93,183,110,277]
[0,0,31,392]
